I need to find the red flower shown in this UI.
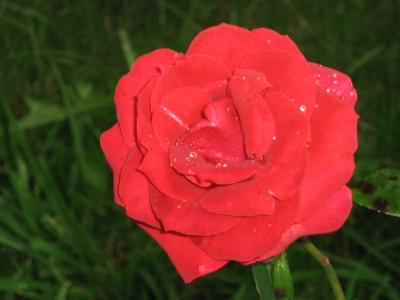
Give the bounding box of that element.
[101,23,358,283]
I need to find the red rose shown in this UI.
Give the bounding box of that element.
[101,23,358,283]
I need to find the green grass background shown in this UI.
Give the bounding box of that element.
[1,0,400,299]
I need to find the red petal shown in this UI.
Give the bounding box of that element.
[115,49,182,146]
[252,28,303,56]
[150,54,231,111]
[199,177,275,217]
[296,154,355,222]
[138,137,207,201]
[100,124,130,207]
[307,86,359,178]
[137,74,158,149]
[233,69,272,93]
[194,192,299,262]
[309,62,358,106]
[138,223,228,283]
[186,23,273,72]
[169,145,262,185]
[150,185,240,235]
[202,79,228,101]
[228,77,275,157]
[243,185,352,265]
[119,146,161,228]
[259,148,309,200]
[240,49,315,118]
[263,92,311,166]
[152,86,212,150]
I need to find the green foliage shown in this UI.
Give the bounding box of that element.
[1,0,400,299]
[353,169,400,217]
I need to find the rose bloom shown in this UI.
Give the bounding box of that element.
[101,23,358,283]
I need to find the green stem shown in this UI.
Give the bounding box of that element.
[252,261,275,300]
[297,237,346,300]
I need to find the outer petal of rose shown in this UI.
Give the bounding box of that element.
[186,23,273,72]
[263,92,311,167]
[169,145,262,185]
[229,77,274,157]
[259,148,309,200]
[115,49,182,146]
[309,62,358,106]
[243,185,352,265]
[150,185,240,235]
[194,193,299,262]
[233,69,272,93]
[199,176,275,217]
[296,154,355,223]
[137,223,228,283]
[150,54,231,111]
[100,124,130,207]
[252,28,303,56]
[119,147,161,228]
[240,50,315,118]
[137,74,159,149]
[138,142,207,201]
[152,86,212,150]
[306,86,359,178]
[349,122,358,154]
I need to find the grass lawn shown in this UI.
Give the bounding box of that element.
[1,0,400,299]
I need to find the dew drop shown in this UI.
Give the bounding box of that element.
[333,80,338,84]
[268,224,271,227]
[189,152,197,158]
[223,163,227,167]
[216,163,222,167]
[326,88,331,93]
[268,190,275,197]
[333,73,337,77]
[199,265,206,274]
[177,205,181,209]
[299,105,306,112]
[350,92,355,97]
[315,104,319,108]
[272,136,276,140]
[267,39,271,43]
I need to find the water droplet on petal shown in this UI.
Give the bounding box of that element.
[177,205,181,209]
[189,152,197,158]
[272,136,276,140]
[333,73,337,77]
[199,265,206,274]
[300,105,306,112]
[326,88,331,93]
[333,80,338,84]
[223,163,227,167]
[268,190,275,197]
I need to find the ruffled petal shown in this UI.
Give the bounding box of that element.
[259,148,309,200]
[307,85,359,178]
[150,185,240,235]
[138,126,207,201]
[116,49,182,146]
[119,146,161,228]
[263,92,311,167]
[233,68,272,93]
[309,62,358,106]
[169,145,262,185]
[252,28,303,56]
[240,49,315,118]
[199,176,275,217]
[296,154,355,222]
[150,54,231,111]
[138,223,228,283]
[152,86,212,150]
[186,23,273,72]
[243,185,353,265]
[228,77,275,157]
[100,124,130,206]
[194,192,299,262]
